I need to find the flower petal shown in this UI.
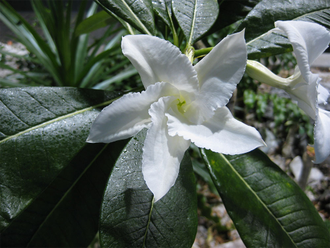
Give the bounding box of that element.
[122,35,199,93]
[285,75,319,119]
[314,108,330,163]
[166,107,265,155]
[192,30,247,120]
[87,82,179,143]
[142,97,190,202]
[275,21,330,83]
[318,84,330,105]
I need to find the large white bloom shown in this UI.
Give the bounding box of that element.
[87,32,265,201]
[247,21,330,164]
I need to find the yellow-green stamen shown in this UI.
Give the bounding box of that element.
[177,98,186,114]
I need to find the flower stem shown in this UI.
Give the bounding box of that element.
[185,45,195,64]
[298,150,314,190]
[194,47,213,58]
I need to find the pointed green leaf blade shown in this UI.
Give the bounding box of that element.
[100,129,198,247]
[173,0,219,45]
[201,149,330,247]
[0,2,62,85]
[0,87,123,247]
[97,0,156,35]
[75,10,116,36]
[241,0,330,59]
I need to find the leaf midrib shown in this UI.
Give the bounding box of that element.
[0,99,116,145]
[118,0,152,35]
[218,153,297,247]
[188,0,198,45]
[142,196,154,248]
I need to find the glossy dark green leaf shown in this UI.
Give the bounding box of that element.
[97,0,156,35]
[247,30,292,59]
[152,0,172,27]
[173,0,219,45]
[239,0,330,59]
[1,142,128,247]
[202,149,330,247]
[100,129,198,247]
[219,0,260,27]
[75,10,116,36]
[0,87,123,247]
[206,0,260,35]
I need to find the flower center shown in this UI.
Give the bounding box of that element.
[176,97,186,114]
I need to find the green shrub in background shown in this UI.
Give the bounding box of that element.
[244,89,314,143]
[0,0,137,89]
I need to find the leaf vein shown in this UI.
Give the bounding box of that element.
[24,91,58,116]
[267,194,296,207]
[0,99,30,128]
[277,209,306,220]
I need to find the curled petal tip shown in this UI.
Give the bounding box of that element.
[86,134,98,143]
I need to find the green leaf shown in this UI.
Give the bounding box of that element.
[202,149,330,247]
[192,159,218,194]
[0,78,31,87]
[0,1,62,85]
[0,1,125,88]
[240,0,330,59]
[77,44,121,87]
[75,10,116,36]
[1,142,128,247]
[207,0,260,35]
[0,62,47,86]
[93,67,137,90]
[97,0,156,35]
[152,0,172,27]
[247,30,292,59]
[100,129,198,247]
[240,0,330,41]
[0,87,123,246]
[173,0,219,45]
[71,1,99,86]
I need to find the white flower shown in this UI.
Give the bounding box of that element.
[277,21,330,164]
[247,21,330,163]
[87,33,265,201]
